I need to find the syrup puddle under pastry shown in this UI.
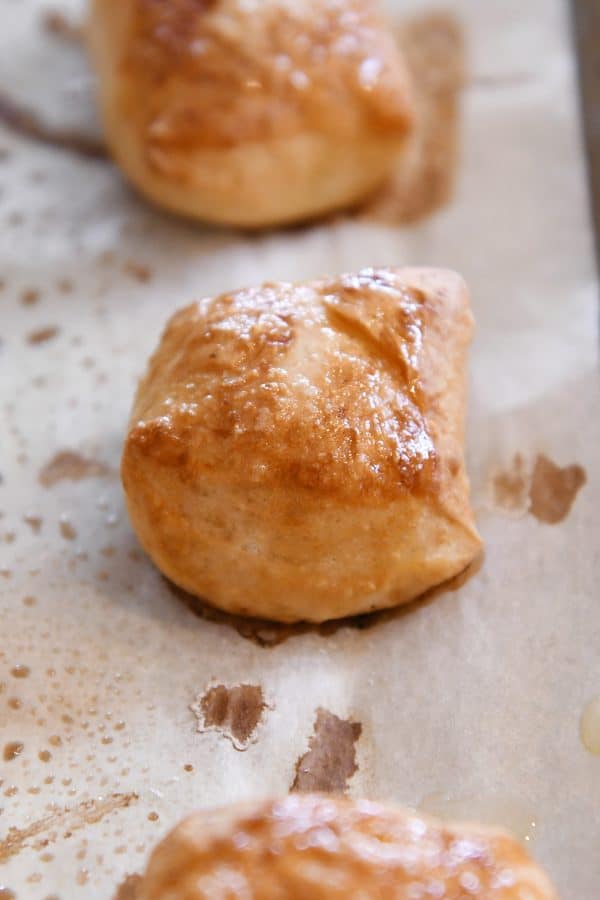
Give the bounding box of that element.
[124,794,558,899]
[165,553,483,647]
[122,267,481,623]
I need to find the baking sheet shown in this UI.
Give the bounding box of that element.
[0,0,599,897]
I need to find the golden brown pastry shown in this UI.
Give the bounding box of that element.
[87,0,413,228]
[134,794,558,899]
[121,267,481,623]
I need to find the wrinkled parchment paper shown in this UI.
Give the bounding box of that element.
[1,1,598,897]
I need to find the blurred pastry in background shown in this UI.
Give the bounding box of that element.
[121,267,481,623]
[87,0,414,228]
[130,794,558,899]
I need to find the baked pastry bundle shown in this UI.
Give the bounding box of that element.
[133,794,558,899]
[87,0,414,227]
[121,267,481,622]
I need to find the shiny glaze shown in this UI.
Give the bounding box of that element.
[122,267,480,622]
[120,0,413,163]
[139,794,558,898]
[131,268,435,499]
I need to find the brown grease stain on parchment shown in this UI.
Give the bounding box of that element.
[3,741,24,761]
[529,454,587,524]
[42,9,83,43]
[0,90,107,160]
[291,708,362,793]
[59,517,77,540]
[113,874,143,900]
[26,326,59,345]
[23,514,43,533]
[0,793,137,863]
[39,450,114,487]
[190,683,269,751]
[165,555,483,650]
[492,453,586,523]
[356,12,464,226]
[492,453,529,513]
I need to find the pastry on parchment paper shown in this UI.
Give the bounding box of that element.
[87,0,414,228]
[121,267,481,623]
[131,794,558,899]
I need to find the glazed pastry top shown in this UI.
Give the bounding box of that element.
[116,0,413,164]
[139,794,558,899]
[128,268,465,501]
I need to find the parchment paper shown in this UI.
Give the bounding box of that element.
[1,1,598,897]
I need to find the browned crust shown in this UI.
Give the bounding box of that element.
[99,0,413,159]
[121,268,481,621]
[87,0,415,226]
[125,270,455,500]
